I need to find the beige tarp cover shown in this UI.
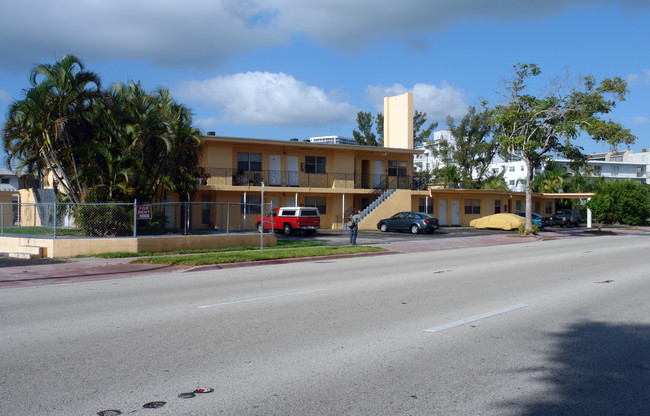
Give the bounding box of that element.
[470,213,525,230]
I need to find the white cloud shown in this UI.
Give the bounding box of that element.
[176,72,356,126]
[268,0,650,49]
[627,69,650,85]
[0,89,11,104]
[1,0,648,71]
[365,82,467,121]
[633,116,649,124]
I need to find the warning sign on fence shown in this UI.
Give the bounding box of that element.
[137,205,152,220]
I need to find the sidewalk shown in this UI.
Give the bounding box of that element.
[1,226,646,289]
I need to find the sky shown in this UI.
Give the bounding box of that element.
[1,0,650,166]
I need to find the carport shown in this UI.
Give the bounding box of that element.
[538,192,596,227]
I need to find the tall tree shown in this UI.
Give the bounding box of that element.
[3,56,204,204]
[3,55,103,203]
[435,103,497,188]
[493,63,636,233]
[353,111,379,146]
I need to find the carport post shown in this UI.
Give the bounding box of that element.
[260,182,264,252]
[342,194,345,230]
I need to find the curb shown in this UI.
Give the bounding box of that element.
[182,249,396,272]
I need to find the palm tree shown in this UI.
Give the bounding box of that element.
[3,54,102,203]
[532,163,569,193]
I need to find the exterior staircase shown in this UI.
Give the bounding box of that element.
[360,189,396,219]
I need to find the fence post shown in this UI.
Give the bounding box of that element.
[53,201,57,239]
[226,202,230,234]
[184,200,188,236]
[1,203,4,235]
[260,182,264,252]
[134,199,138,238]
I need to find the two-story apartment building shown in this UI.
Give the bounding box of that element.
[192,134,427,230]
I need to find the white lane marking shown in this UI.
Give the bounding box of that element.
[199,288,328,309]
[425,304,528,333]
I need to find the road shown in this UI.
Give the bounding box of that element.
[1,233,649,415]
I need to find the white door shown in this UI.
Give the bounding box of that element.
[287,156,298,186]
[373,160,383,188]
[438,199,447,226]
[451,200,460,226]
[269,155,281,186]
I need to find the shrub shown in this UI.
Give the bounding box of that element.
[587,181,650,226]
[73,204,133,237]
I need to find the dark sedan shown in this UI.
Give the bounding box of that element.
[377,212,439,234]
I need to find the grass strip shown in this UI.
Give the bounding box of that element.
[92,240,325,258]
[132,245,386,267]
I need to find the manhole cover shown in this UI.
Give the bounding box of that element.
[97,411,122,416]
[178,392,196,399]
[143,401,166,409]
[194,388,215,394]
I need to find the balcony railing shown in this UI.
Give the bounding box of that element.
[201,168,424,190]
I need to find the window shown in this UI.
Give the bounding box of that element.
[305,156,327,174]
[535,201,540,213]
[200,195,212,225]
[419,198,433,214]
[464,199,480,214]
[636,167,644,178]
[388,160,407,177]
[304,196,326,213]
[515,200,522,212]
[237,152,262,173]
[611,165,619,177]
[509,166,515,172]
[520,165,524,171]
[0,178,9,184]
[494,199,501,214]
[593,166,602,175]
[509,180,515,186]
[545,201,552,214]
[241,195,261,214]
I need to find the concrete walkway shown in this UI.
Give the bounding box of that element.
[1,226,646,289]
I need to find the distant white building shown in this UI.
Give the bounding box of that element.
[308,136,358,146]
[489,156,531,191]
[0,169,20,192]
[489,148,649,191]
[414,130,455,173]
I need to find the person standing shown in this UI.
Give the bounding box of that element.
[349,209,362,245]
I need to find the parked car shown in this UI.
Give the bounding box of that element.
[550,209,581,227]
[256,207,320,236]
[377,212,439,234]
[470,213,525,230]
[515,211,551,229]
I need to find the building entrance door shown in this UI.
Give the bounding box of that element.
[451,200,460,226]
[287,156,298,186]
[269,155,281,186]
[438,199,447,226]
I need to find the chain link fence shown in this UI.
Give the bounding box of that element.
[0,201,272,238]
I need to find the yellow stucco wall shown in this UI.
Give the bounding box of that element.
[384,92,414,150]
[0,233,277,258]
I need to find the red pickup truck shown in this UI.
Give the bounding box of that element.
[256,207,320,236]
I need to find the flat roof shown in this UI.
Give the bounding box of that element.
[203,135,422,154]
